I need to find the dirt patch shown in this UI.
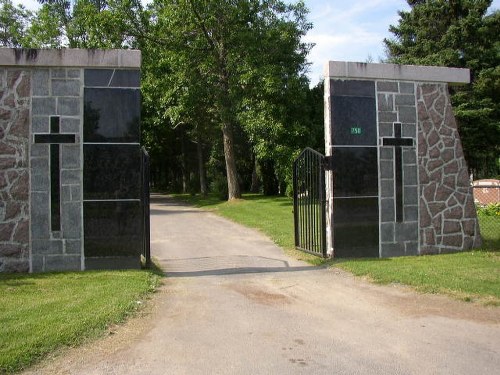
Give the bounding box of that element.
[227,284,291,306]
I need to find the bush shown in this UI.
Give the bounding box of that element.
[476,203,500,217]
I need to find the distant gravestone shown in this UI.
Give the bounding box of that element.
[0,49,146,272]
[324,61,481,257]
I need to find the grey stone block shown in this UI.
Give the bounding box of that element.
[398,106,416,123]
[380,160,394,179]
[65,240,82,254]
[67,69,81,78]
[405,241,419,255]
[32,69,49,96]
[52,79,80,97]
[402,149,416,164]
[381,179,394,198]
[61,169,81,184]
[381,243,404,257]
[60,117,80,133]
[379,147,393,160]
[62,202,81,239]
[395,222,418,242]
[403,165,418,185]
[32,97,56,116]
[404,186,418,205]
[31,255,44,272]
[31,192,49,238]
[377,81,399,92]
[32,116,49,133]
[57,98,80,116]
[381,198,395,222]
[380,222,394,242]
[402,123,416,138]
[400,82,415,94]
[30,143,48,157]
[379,112,398,123]
[379,122,393,137]
[61,185,71,202]
[45,255,81,271]
[32,239,63,255]
[377,94,393,111]
[31,156,49,171]
[404,205,418,222]
[31,173,49,192]
[61,144,80,169]
[395,94,415,106]
[71,185,81,201]
[51,69,66,78]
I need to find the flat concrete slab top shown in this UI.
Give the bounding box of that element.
[24,194,500,375]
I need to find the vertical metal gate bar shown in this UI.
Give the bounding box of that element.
[293,159,299,248]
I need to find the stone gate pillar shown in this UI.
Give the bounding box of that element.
[324,61,481,258]
[0,49,143,272]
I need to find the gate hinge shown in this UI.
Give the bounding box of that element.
[322,156,334,171]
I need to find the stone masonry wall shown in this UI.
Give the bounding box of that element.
[417,83,481,253]
[0,69,30,272]
[377,80,419,257]
[30,68,83,272]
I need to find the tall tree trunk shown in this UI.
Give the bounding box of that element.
[180,132,187,193]
[250,154,260,193]
[222,123,241,200]
[196,136,207,196]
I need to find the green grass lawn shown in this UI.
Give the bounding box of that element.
[0,269,160,373]
[175,193,500,305]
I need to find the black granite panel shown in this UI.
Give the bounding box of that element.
[84,69,113,87]
[84,88,140,143]
[331,96,377,145]
[110,70,140,87]
[332,147,378,197]
[331,80,375,97]
[84,201,142,258]
[85,69,140,88]
[83,144,141,200]
[333,197,379,257]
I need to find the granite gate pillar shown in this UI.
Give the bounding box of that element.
[0,49,144,272]
[324,61,482,258]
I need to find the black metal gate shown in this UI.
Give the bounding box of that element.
[293,148,326,257]
[141,147,151,268]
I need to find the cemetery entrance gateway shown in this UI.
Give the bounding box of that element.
[293,148,327,257]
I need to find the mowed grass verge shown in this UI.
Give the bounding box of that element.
[0,269,161,373]
[174,193,500,306]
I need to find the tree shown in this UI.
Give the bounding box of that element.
[384,0,500,178]
[24,0,144,48]
[145,0,312,200]
[0,0,32,47]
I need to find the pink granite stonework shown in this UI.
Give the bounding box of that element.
[0,69,30,272]
[417,83,481,253]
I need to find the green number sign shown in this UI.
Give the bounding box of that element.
[351,127,362,135]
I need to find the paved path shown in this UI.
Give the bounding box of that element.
[27,194,500,374]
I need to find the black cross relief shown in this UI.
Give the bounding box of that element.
[34,116,76,232]
[382,122,414,222]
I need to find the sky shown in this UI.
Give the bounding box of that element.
[22,0,500,86]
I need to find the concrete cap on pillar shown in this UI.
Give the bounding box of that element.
[324,61,470,85]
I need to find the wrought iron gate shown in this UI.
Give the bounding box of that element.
[293,148,326,257]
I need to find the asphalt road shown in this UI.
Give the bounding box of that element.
[25,194,500,375]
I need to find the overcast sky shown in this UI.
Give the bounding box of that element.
[22,0,500,85]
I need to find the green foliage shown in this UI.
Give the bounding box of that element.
[476,202,500,216]
[385,1,500,178]
[0,270,160,373]
[0,0,32,47]
[142,0,314,199]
